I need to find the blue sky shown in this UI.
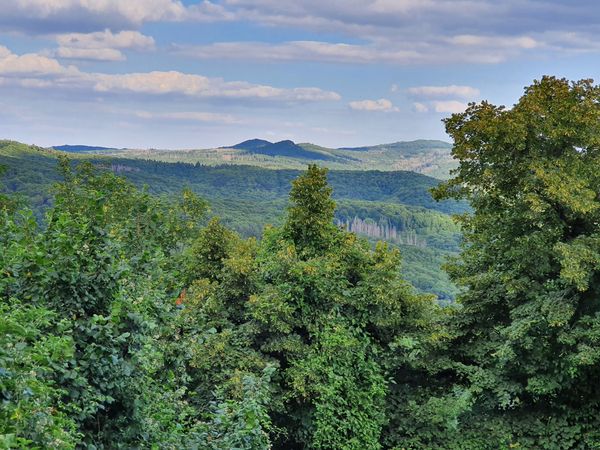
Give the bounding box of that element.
[1,1,599,149]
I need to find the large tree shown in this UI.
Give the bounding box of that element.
[433,76,600,448]
[249,165,437,449]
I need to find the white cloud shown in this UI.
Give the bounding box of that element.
[18,78,54,88]
[175,2,600,66]
[135,110,240,124]
[413,102,429,113]
[0,46,341,103]
[92,71,341,101]
[219,0,489,33]
[2,1,597,67]
[0,51,77,76]
[175,41,454,64]
[408,85,479,99]
[408,84,478,114]
[448,34,538,49]
[0,0,178,30]
[177,41,425,64]
[51,30,155,61]
[56,29,154,50]
[0,0,231,33]
[432,100,467,114]
[177,34,554,65]
[349,98,398,112]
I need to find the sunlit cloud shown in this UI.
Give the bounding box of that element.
[0,46,341,103]
[48,29,155,61]
[349,98,399,112]
[413,102,429,113]
[432,100,468,113]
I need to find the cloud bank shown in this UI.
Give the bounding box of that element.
[0,45,341,103]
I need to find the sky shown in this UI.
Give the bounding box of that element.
[1,1,600,149]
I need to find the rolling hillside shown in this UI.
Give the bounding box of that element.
[57,138,458,179]
[52,144,121,153]
[228,139,340,161]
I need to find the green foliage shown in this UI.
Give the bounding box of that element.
[248,166,438,449]
[200,366,275,450]
[0,301,79,449]
[0,160,213,448]
[293,323,387,450]
[428,76,600,448]
[0,157,444,448]
[184,217,240,284]
[284,165,337,253]
[0,165,21,214]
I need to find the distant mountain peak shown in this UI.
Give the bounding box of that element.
[228,139,272,150]
[228,138,335,161]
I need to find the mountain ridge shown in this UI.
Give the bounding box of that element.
[225,139,336,161]
[51,138,457,179]
[52,144,121,153]
[337,139,452,152]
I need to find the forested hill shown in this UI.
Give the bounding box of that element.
[1,140,466,214]
[0,139,463,300]
[65,138,458,179]
[51,144,120,153]
[228,139,339,161]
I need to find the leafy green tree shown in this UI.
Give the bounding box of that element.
[0,179,81,448]
[250,165,437,449]
[0,160,213,448]
[432,76,600,448]
[184,217,241,283]
[199,366,275,450]
[0,157,459,448]
[283,164,337,254]
[0,298,80,449]
[158,214,275,448]
[0,165,20,213]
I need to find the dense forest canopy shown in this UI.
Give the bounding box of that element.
[2,77,600,449]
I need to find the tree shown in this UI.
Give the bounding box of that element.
[283,164,337,254]
[0,158,453,448]
[0,165,21,214]
[251,165,437,449]
[0,160,214,448]
[433,76,600,447]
